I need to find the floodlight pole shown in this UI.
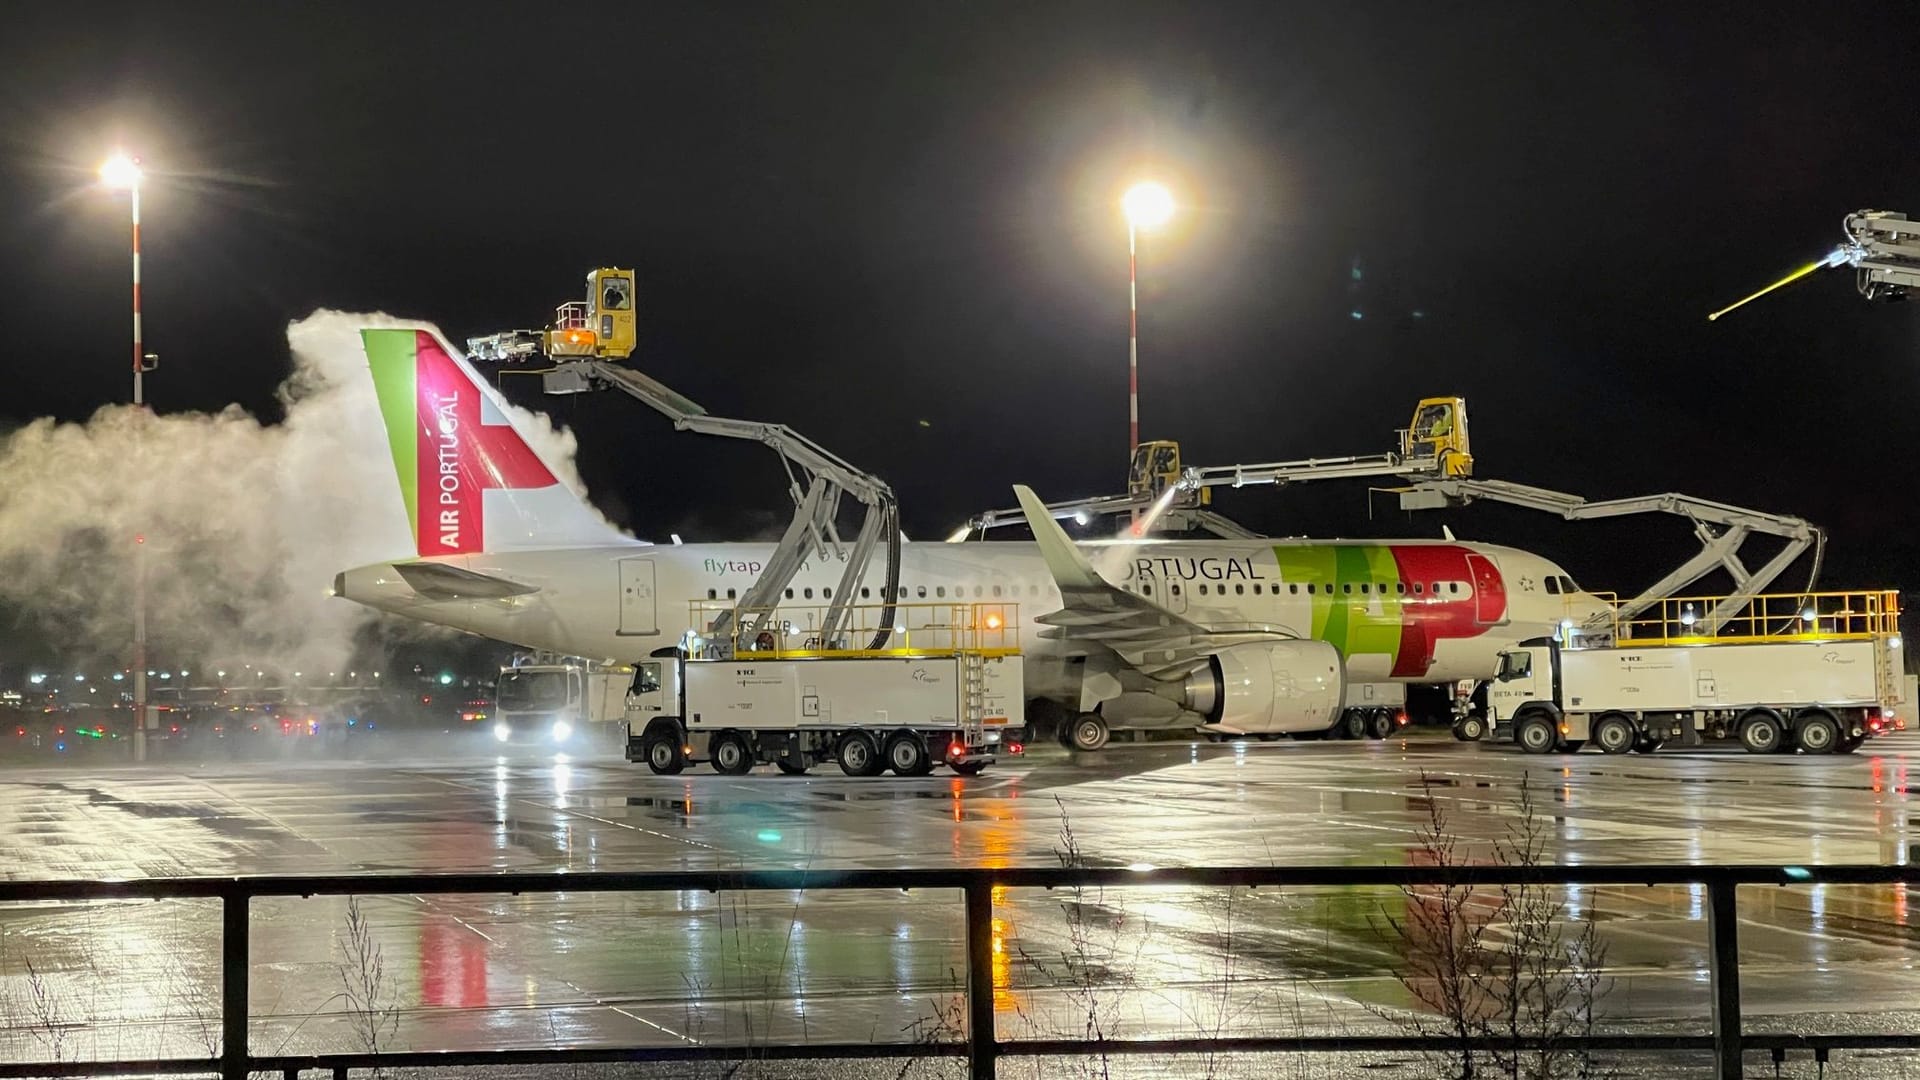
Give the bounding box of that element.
[1128,216,1140,454]
[129,180,148,763]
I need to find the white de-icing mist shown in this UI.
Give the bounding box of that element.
[0,310,606,673]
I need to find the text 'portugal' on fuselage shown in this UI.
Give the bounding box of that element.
[333,327,1611,736]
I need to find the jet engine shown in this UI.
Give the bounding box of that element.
[1182,640,1346,735]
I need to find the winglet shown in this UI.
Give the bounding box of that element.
[1014,485,1106,591]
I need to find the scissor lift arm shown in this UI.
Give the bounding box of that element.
[541,360,900,649]
[1400,479,1824,634]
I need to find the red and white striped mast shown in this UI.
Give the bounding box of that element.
[1121,181,1173,455]
[100,152,149,762]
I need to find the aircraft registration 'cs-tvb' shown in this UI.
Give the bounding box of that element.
[333,328,1610,746]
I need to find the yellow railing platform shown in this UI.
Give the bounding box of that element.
[687,601,1022,660]
[1597,590,1900,647]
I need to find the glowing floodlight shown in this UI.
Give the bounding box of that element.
[1123,182,1174,229]
[99,153,143,190]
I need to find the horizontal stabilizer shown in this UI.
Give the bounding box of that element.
[393,562,540,601]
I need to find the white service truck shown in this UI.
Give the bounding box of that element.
[494,661,632,749]
[624,648,1023,777]
[1490,635,1904,755]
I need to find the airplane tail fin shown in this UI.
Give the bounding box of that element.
[360,327,628,557]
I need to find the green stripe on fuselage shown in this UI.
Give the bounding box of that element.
[1273,545,1404,666]
[361,329,419,536]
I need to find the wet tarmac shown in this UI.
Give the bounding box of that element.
[1,731,1916,1077]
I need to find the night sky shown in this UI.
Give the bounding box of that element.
[2,3,1916,608]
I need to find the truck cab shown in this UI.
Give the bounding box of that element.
[493,661,630,749]
[1487,641,1556,731]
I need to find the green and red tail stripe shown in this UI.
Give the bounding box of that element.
[362,329,559,556]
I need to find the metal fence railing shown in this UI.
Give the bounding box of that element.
[1,863,1916,1080]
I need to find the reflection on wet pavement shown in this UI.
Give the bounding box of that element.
[0,734,1914,1073]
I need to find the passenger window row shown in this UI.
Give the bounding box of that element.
[705,577,1475,604]
[706,583,1048,602]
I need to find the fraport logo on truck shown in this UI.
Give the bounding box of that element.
[704,559,765,576]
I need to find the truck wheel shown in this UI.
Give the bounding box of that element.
[1339,710,1368,740]
[1452,713,1488,742]
[1514,715,1558,755]
[1593,714,1636,755]
[1793,709,1841,755]
[643,730,685,775]
[1837,731,1866,754]
[885,731,932,776]
[1365,710,1394,740]
[775,758,810,776]
[710,732,754,775]
[836,731,884,777]
[1737,713,1784,754]
[950,760,987,776]
[1069,714,1109,752]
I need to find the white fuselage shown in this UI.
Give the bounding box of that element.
[336,536,1609,704]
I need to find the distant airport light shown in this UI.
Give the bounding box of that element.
[1073,510,1090,526]
[73,674,85,682]
[1122,182,1174,229]
[438,672,454,685]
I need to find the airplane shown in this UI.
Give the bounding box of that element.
[334,327,1612,754]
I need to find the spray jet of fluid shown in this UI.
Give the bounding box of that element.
[1707,248,1853,321]
[1126,482,1186,538]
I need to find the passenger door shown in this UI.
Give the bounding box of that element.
[1465,554,1508,626]
[618,558,657,636]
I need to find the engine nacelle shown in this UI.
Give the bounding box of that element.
[1183,640,1346,734]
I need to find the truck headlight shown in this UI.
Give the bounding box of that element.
[493,723,511,742]
[552,720,573,742]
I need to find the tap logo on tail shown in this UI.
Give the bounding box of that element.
[362,329,561,556]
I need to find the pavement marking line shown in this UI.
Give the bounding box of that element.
[541,971,698,1044]
[603,1003,698,1043]
[399,893,502,944]
[403,769,730,854]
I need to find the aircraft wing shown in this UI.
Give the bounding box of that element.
[392,561,540,601]
[1013,485,1222,670]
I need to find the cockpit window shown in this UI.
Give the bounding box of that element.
[1544,577,1561,595]
[1557,575,1579,594]
[600,275,633,311]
